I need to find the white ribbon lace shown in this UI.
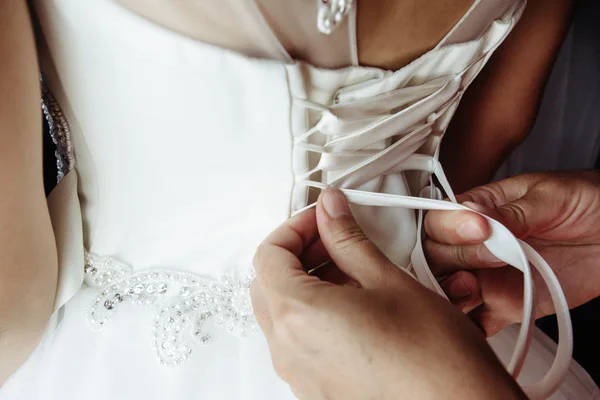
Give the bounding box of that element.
[291,74,573,400]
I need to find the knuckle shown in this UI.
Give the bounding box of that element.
[248,282,259,304]
[352,237,383,260]
[330,221,370,250]
[252,244,270,271]
[274,300,310,345]
[330,223,385,263]
[472,245,491,266]
[454,246,470,267]
[503,203,528,227]
[254,311,270,333]
[477,316,506,337]
[271,353,294,383]
[290,387,307,400]
[249,280,259,297]
[423,210,441,233]
[458,293,483,314]
[422,239,437,263]
[466,184,504,208]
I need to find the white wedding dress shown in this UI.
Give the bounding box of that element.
[2,0,599,399]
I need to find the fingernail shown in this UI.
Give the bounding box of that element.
[457,220,486,242]
[322,189,351,218]
[445,276,472,300]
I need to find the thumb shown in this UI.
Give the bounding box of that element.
[491,198,536,239]
[316,189,403,289]
[480,194,546,240]
[458,175,546,240]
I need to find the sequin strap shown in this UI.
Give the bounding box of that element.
[84,252,257,367]
[41,81,75,183]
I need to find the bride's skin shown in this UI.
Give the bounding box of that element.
[443,0,575,193]
[0,0,56,384]
[0,0,574,385]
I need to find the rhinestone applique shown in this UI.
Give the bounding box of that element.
[317,0,355,35]
[41,82,74,183]
[84,253,257,366]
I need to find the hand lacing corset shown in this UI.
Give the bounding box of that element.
[291,73,572,400]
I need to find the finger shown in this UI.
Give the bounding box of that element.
[466,267,524,336]
[262,207,320,259]
[455,174,538,209]
[299,238,330,271]
[301,239,360,286]
[465,195,546,240]
[316,189,404,289]
[424,240,504,276]
[454,175,555,239]
[468,305,510,337]
[253,208,322,299]
[250,281,273,335]
[492,197,541,239]
[424,204,491,245]
[312,263,361,287]
[441,271,483,314]
[476,267,524,322]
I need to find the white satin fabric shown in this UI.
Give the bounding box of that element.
[1,0,598,399]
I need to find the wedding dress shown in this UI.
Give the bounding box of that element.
[2,0,599,399]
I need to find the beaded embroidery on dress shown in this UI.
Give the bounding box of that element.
[41,83,74,183]
[84,253,256,366]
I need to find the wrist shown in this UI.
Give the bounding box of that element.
[410,345,528,400]
[445,357,527,400]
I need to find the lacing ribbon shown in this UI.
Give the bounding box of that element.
[291,71,572,399]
